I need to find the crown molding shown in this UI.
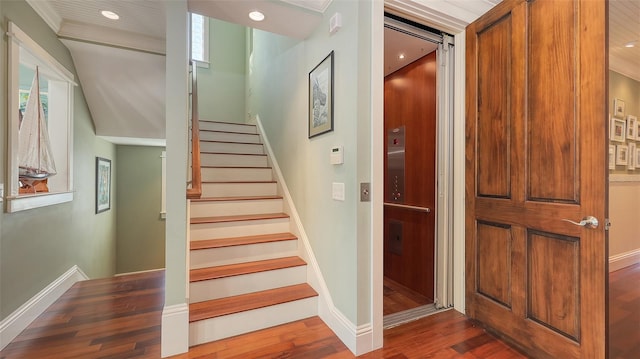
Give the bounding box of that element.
[282,0,332,13]
[26,0,63,33]
[59,21,165,55]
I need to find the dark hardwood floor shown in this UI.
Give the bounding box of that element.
[609,263,640,359]
[1,266,636,358]
[383,277,432,316]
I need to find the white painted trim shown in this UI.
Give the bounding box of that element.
[609,248,640,272]
[25,0,63,33]
[58,21,165,55]
[114,268,165,277]
[161,151,167,219]
[610,174,640,182]
[0,265,88,350]
[452,30,467,315]
[6,192,74,213]
[161,303,189,358]
[317,301,374,356]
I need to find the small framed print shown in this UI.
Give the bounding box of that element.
[616,144,628,166]
[628,143,636,170]
[614,98,625,118]
[610,116,626,142]
[308,51,334,138]
[96,157,112,213]
[627,115,637,140]
[609,145,616,170]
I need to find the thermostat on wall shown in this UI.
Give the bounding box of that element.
[330,146,344,165]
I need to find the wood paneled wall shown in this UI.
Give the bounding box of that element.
[384,52,437,299]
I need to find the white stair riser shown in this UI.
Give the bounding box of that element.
[190,240,298,269]
[200,141,264,154]
[201,153,267,167]
[200,131,260,143]
[200,122,257,134]
[201,167,273,182]
[191,199,283,217]
[201,182,277,197]
[189,297,317,346]
[190,266,306,303]
[190,218,290,240]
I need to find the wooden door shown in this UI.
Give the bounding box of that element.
[465,0,607,358]
[384,52,437,300]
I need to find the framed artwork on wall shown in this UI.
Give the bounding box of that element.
[628,143,636,170]
[96,157,111,213]
[613,98,625,118]
[626,115,637,140]
[308,51,334,138]
[616,144,628,166]
[609,145,616,170]
[610,117,626,142]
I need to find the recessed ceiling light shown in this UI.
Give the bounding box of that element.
[624,40,637,48]
[398,54,405,60]
[101,10,119,20]
[249,11,265,22]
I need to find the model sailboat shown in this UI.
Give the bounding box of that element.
[18,66,56,192]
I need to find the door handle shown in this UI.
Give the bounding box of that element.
[562,216,599,229]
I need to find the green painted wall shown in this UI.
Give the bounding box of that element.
[115,146,166,274]
[248,0,373,326]
[0,0,117,320]
[197,18,247,123]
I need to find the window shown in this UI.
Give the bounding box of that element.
[191,13,209,67]
[6,22,75,212]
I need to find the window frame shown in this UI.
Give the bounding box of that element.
[190,13,210,68]
[6,22,76,212]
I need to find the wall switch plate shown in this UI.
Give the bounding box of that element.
[360,182,370,202]
[332,182,345,201]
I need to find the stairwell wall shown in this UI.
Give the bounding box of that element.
[248,0,373,329]
[0,0,117,320]
[196,19,247,124]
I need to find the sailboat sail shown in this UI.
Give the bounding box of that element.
[18,67,56,179]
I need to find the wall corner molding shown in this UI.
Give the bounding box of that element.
[161,303,189,357]
[0,265,88,350]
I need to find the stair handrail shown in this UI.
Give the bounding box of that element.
[187,61,202,199]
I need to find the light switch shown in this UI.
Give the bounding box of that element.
[332,182,345,201]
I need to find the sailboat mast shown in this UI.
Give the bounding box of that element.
[36,66,41,174]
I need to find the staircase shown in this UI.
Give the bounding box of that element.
[188,120,318,346]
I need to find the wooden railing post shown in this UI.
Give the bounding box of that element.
[187,61,202,199]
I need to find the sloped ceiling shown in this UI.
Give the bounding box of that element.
[26,0,639,146]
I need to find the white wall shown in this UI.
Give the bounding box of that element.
[248,0,372,327]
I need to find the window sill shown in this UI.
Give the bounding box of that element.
[6,191,73,213]
[193,60,210,69]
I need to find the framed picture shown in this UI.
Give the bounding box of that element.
[616,144,628,166]
[96,157,112,213]
[610,117,626,142]
[609,144,616,170]
[613,98,625,118]
[308,51,334,138]
[627,115,637,140]
[628,143,636,170]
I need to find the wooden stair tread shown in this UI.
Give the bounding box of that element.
[201,180,276,184]
[191,195,282,202]
[190,212,289,224]
[201,151,267,156]
[200,140,264,145]
[190,232,297,250]
[190,256,305,282]
[200,165,271,169]
[189,284,317,322]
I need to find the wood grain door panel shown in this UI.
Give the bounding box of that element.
[466,0,607,357]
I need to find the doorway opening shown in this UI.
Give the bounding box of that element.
[383,14,456,328]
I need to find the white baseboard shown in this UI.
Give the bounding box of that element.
[609,248,640,272]
[114,268,164,276]
[161,303,189,358]
[318,301,373,355]
[0,265,88,350]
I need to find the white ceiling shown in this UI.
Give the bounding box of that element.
[25,0,639,145]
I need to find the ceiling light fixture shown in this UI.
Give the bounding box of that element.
[624,40,637,48]
[398,54,405,60]
[101,10,119,20]
[249,11,265,22]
